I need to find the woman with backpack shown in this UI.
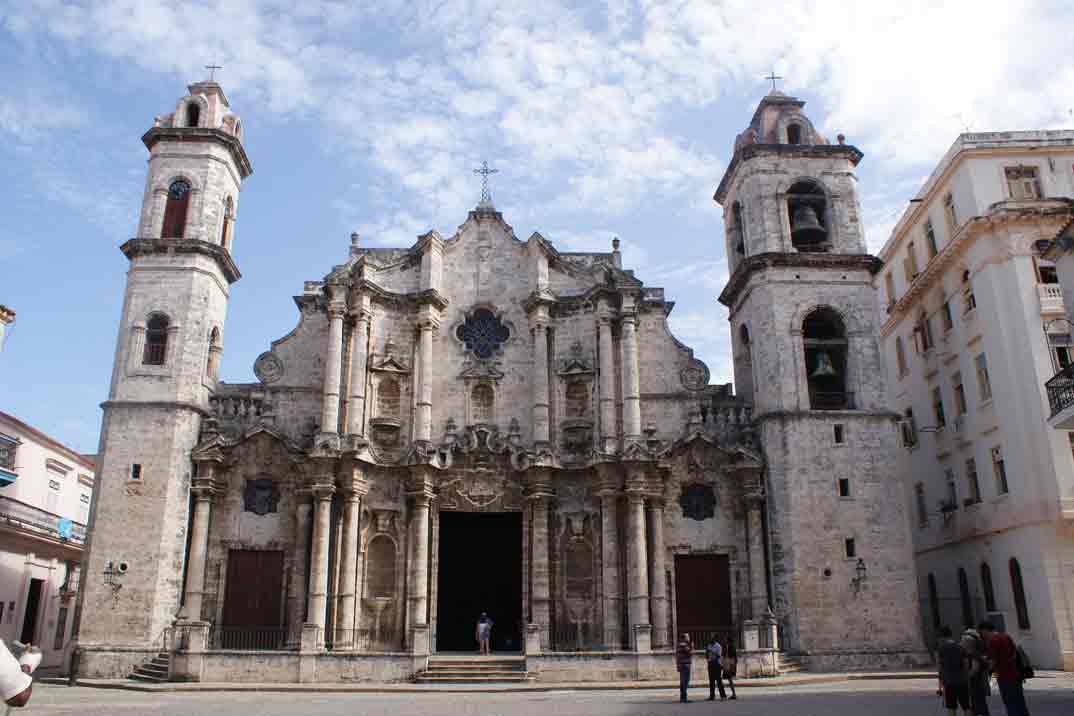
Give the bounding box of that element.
[979,621,1032,716]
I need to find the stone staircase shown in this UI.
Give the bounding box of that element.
[129,652,171,683]
[414,655,532,684]
[777,653,803,675]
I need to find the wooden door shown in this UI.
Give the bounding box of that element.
[221,550,284,648]
[674,554,732,646]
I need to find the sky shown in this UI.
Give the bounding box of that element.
[2,0,1073,454]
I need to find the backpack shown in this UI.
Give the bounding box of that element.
[1015,644,1034,680]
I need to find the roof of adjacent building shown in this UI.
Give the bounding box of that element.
[0,411,96,472]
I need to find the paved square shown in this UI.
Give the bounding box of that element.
[20,677,1074,715]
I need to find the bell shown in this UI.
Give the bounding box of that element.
[810,351,838,378]
[791,205,827,246]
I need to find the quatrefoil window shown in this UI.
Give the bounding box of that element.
[456,308,510,359]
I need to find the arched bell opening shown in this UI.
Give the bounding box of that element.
[802,307,849,409]
[787,180,830,253]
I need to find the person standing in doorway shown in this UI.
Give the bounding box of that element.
[475,613,494,655]
[723,637,738,699]
[979,621,1031,716]
[705,635,726,701]
[961,626,991,716]
[675,633,693,703]
[937,626,972,716]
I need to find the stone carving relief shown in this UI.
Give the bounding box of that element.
[253,352,284,384]
[437,471,524,512]
[242,478,280,516]
[680,358,710,391]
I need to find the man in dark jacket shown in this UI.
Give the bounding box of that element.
[937,626,971,716]
[675,633,693,703]
[979,621,1030,716]
[705,636,726,701]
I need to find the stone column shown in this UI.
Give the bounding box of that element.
[647,498,669,648]
[415,312,438,444]
[306,483,336,646]
[626,490,651,652]
[407,479,434,654]
[598,488,622,649]
[597,308,617,453]
[345,298,372,438]
[335,472,368,648]
[529,490,552,649]
[320,287,347,438]
[287,489,313,637]
[179,476,217,621]
[531,317,550,444]
[746,492,769,620]
[620,306,642,441]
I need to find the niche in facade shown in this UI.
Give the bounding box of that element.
[787,180,830,252]
[802,308,849,410]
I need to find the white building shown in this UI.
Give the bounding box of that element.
[876,131,1074,670]
[0,411,95,670]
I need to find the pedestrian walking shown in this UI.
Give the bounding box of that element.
[1,639,41,709]
[979,621,1031,716]
[675,633,693,703]
[475,612,494,655]
[960,626,991,716]
[705,635,726,701]
[936,626,971,716]
[723,637,738,699]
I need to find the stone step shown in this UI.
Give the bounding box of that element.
[129,671,168,683]
[422,670,528,678]
[149,658,170,668]
[426,663,526,670]
[415,675,533,683]
[428,660,525,667]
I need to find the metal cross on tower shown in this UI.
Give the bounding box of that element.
[765,70,783,93]
[473,160,498,204]
[205,63,223,81]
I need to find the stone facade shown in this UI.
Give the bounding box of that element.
[76,84,928,682]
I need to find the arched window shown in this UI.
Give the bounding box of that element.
[471,384,494,423]
[730,201,745,255]
[1009,558,1030,629]
[927,573,941,629]
[980,562,997,613]
[958,567,974,628]
[377,378,400,419]
[787,180,829,252]
[220,196,234,249]
[803,308,849,409]
[205,327,221,381]
[787,123,803,144]
[143,313,170,365]
[565,381,589,418]
[161,179,192,238]
[186,102,200,128]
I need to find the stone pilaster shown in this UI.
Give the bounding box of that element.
[597,303,618,452]
[407,476,434,653]
[334,470,368,648]
[625,483,651,652]
[287,489,313,638]
[179,475,218,620]
[647,498,668,648]
[345,296,372,438]
[415,310,439,444]
[746,490,769,620]
[529,487,553,649]
[598,482,622,649]
[620,299,642,441]
[319,286,347,439]
[306,482,336,646]
[531,314,551,445]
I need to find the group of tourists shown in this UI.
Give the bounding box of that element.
[936,620,1034,716]
[675,633,738,703]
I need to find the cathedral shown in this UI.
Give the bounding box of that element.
[74,80,928,682]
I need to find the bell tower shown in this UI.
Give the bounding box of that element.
[716,92,926,668]
[76,79,252,671]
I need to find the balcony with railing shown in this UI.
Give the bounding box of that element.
[1038,283,1064,315]
[0,495,87,546]
[1046,363,1074,429]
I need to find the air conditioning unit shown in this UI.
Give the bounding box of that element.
[986,612,1008,632]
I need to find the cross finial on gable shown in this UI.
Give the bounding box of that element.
[205,63,223,82]
[473,160,499,206]
[765,70,783,93]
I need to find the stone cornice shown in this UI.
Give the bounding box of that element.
[352,279,449,312]
[715,143,863,204]
[101,399,211,418]
[880,200,1074,336]
[719,252,881,308]
[142,126,253,179]
[121,238,242,285]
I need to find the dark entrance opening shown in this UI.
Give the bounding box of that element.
[20,578,44,644]
[436,511,522,653]
[674,554,732,647]
[220,549,285,649]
